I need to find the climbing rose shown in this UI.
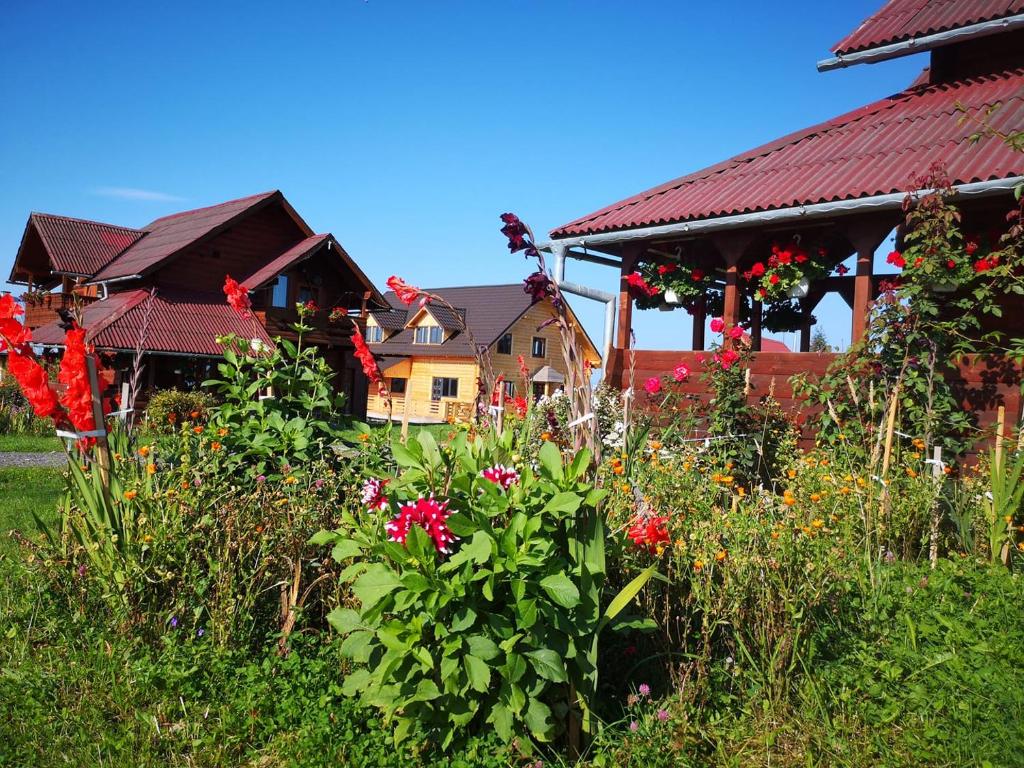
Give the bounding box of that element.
[714,349,740,370]
[727,325,744,340]
[385,496,459,554]
[222,275,251,319]
[386,276,424,306]
[644,376,662,395]
[886,251,906,269]
[628,514,670,552]
[625,272,659,298]
[709,317,725,333]
[360,477,389,511]
[481,464,519,490]
[673,362,690,382]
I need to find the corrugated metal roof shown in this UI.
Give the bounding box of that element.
[32,289,273,356]
[424,303,467,331]
[551,68,1024,239]
[28,213,144,277]
[833,0,1024,55]
[90,191,281,282]
[239,234,328,289]
[370,308,409,330]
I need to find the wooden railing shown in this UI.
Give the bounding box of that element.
[22,293,98,329]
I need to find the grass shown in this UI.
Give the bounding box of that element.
[0,433,62,453]
[0,466,63,556]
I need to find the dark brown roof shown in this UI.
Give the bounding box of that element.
[423,303,466,332]
[90,191,297,282]
[32,288,274,357]
[368,283,536,358]
[370,307,409,330]
[239,234,328,289]
[9,214,145,285]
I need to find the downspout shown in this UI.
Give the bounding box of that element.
[549,243,617,382]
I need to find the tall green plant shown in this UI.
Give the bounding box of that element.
[984,448,1024,565]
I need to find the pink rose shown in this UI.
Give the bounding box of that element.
[644,377,662,395]
[727,325,744,340]
[709,317,725,333]
[673,363,690,382]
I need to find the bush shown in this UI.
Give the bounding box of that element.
[144,388,215,433]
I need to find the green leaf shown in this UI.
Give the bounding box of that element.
[307,529,337,545]
[466,634,500,661]
[352,563,403,610]
[340,630,374,663]
[525,649,566,682]
[540,573,581,609]
[464,654,491,693]
[450,605,477,633]
[537,441,563,481]
[326,607,361,635]
[524,697,554,741]
[453,530,492,565]
[341,668,371,697]
[445,513,476,537]
[488,702,513,742]
[542,491,582,515]
[516,598,538,629]
[330,538,363,562]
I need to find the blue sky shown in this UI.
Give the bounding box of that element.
[0,1,924,353]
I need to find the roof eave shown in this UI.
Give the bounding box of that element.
[818,13,1024,72]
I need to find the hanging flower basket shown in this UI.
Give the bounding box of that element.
[744,240,829,303]
[627,260,714,311]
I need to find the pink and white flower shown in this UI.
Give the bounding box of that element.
[481,464,520,490]
[360,477,389,511]
[385,495,459,554]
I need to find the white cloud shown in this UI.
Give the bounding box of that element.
[91,186,185,202]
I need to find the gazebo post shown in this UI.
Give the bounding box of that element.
[616,245,642,350]
[692,294,706,351]
[711,232,753,340]
[847,220,892,343]
[750,298,763,351]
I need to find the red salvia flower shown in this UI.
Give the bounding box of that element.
[385,495,459,554]
[386,275,424,306]
[223,275,252,319]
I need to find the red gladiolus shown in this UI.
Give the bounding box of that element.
[644,377,662,395]
[7,351,62,420]
[628,514,670,552]
[709,317,725,334]
[385,495,458,554]
[352,325,388,398]
[886,251,906,269]
[517,354,530,383]
[223,275,252,319]
[625,272,659,297]
[58,327,99,436]
[673,362,690,382]
[510,396,528,419]
[386,275,424,306]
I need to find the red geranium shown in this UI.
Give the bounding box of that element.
[626,272,659,298]
[886,251,906,269]
[223,275,252,319]
[657,263,676,276]
[628,514,670,552]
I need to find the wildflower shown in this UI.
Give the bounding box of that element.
[715,549,727,562]
[481,465,519,490]
[210,441,222,452]
[540,431,552,441]
[223,275,252,319]
[123,490,137,500]
[627,514,670,552]
[657,709,669,722]
[693,559,704,571]
[386,275,425,305]
[810,492,821,503]
[358,432,370,442]
[138,445,151,457]
[385,495,458,554]
[811,518,824,529]
[629,721,639,733]
[644,377,662,395]
[314,478,324,490]
[193,425,204,434]
[284,475,298,485]
[196,628,205,638]
[710,317,725,333]
[638,683,651,697]
[620,483,631,493]
[147,463,157,475]
[256,474,266,484]
[217,427,229,437]
[143,534,153,543]
[906,467,918,478]
[787,468,797,479]
[649,440,662,451]
[170,616,178,629]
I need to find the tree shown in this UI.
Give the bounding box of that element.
[809,329,832,353]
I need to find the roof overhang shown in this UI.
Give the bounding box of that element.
[546,176,1024,262]
[818,13,1024,71]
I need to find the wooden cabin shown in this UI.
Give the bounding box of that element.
[6,191,383,416]
[365,284,602,423]
[547,0,1024,438]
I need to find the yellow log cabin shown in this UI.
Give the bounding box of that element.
[365,284,601,423]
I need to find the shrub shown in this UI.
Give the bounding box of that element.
[144,388,215,433]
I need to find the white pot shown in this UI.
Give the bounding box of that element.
[788,277,810,299]
[663,288,681,305]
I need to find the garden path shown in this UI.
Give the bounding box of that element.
[0,451,65,468]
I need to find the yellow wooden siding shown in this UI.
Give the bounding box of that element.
[367,356,478,421]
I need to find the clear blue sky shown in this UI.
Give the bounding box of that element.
[0,1,924,353]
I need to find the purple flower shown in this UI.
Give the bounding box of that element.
[500,213,529,253]
[170,616,178,628]
[256,474,266,484]
[314,478,324,490]
[523,271,554,304]
[657,709,669,722]
[629,720,639,732]
[196,628,205,637]
[638,683,651,697]
[192,478,202,487]
[76,564,87,578]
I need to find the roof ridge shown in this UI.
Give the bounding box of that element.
[145,190,279,227]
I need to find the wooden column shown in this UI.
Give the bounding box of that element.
[691,294,706,351]
[800,314,812,352]
[616,245,641,350]
[846,219,894,344]
[750,298,762,351]
[711,232,753,343]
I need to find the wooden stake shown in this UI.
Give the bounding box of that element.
[85,356,111,493]
[400,390,411,444]
[877,378,902,547]
[496,387,506,435]
[929,445,943,569]
[995,405,1006,472]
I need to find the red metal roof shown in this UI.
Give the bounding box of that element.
[26,213,144,277]
[31,289,273,356]
[90,191,282,282]
[833,0,1024,55]
[238,234,328,289]
[551,68,1024,239]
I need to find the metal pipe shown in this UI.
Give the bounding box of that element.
[547,176,1024,253]
[817,15,1024,72]
[550,247,618,382]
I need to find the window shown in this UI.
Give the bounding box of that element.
[390,377,407,395]
[297,286,315,305]
[431,377,458,400]
[497,333,513,355]
[531,336,546,358]
[366,325,383,343]
[533,382,546,400]
[270,275,289,308]
[502,380,515,398]
[414,325,443,344]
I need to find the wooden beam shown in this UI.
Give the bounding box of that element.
[616,245,641,349]
[845,219,895,344]
[750,298,762,351]
[691,294,706,351]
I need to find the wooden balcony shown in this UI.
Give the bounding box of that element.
[22,293,98,330]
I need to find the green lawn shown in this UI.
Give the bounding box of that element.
[0,433,63,453]
[0,467,63,556]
